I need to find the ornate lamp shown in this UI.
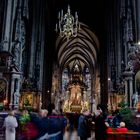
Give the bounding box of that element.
[55,5,80,40]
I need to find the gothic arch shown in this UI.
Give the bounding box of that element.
[54,22,100,112]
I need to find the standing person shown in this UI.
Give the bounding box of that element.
[78,110,92,140]
[94,109,107,140]
[3,110,18,140]
[48,109,66,140]
[31,109,49,139]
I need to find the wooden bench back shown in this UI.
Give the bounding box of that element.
[107,131,140,140]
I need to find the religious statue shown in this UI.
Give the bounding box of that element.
[76,92,82,104]
[63,99,71,112]
[132,92,139,108]
[11,40,21,67]
[14,90,20,105]
[81,101,89,113]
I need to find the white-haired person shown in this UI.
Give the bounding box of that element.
[116,122,128,132]
[3,110,18,140]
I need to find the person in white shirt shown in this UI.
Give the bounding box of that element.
[3,110,18,140]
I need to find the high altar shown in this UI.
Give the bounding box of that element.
[63,84,89,113]
[63,66,89,113]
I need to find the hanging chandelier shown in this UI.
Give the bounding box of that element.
[55,5,80,40]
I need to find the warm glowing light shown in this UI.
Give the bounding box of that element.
[56,5,80,40]
[3,100,7,105]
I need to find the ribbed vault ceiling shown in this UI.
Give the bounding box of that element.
[55,23,100,73]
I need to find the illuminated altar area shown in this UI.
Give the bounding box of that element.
[63,84,89,113]
[62,64,89,113]
[63,88,89,113]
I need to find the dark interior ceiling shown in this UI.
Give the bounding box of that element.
[56,23,100,73]
[46,0,113,73]
[53,0,112,39]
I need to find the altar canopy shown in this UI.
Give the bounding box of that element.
[63,64,89,113]
[63,84,89,113]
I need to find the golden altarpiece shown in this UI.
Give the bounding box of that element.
[62,65,89,113]
[19,78,41,110]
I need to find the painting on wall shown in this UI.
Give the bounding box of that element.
[20,92,41,110]
[23,93,33,107]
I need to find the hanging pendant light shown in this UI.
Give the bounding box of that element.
[55,5,80,40]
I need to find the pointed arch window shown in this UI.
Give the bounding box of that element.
[62,68,69,92]
[84,67,91,90]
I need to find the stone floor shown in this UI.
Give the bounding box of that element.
[64,130,95,140]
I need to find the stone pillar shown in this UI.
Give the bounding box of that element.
[129,77,133,107]
[9,77,15,109]
[2,0,17,51]
[123,71,134,107]
[124,78,128,104]
[137,0,140,41]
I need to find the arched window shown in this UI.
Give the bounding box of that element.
[62,68,69,92]
[84,67,91,90]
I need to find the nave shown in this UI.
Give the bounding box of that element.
[64,130,95,140]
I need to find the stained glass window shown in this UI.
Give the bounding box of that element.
[62,68,69,92]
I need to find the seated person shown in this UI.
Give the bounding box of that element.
[116,122,128,132]
[115,122,129,140]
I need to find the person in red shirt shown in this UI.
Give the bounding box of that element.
[116,122,128,132]
[115,122,129,140]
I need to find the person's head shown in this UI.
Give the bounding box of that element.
[52,109,59,115]
[95,109,102,117]
[22,109,28,115]
[8,110,15,116]
[120,122,126,127]
[39,109,48,117]
[83,110,91,116]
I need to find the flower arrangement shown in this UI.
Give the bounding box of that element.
[19,110,31,130]
[19,113,31,126]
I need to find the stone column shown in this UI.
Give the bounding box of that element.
[9,77,15,109]
[123,71,134,107]
[124,78,128,104]
[2,0,17,51]
[137,0,140,41]
[129,77,133,107]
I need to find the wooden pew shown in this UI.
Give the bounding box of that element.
[107,131,140,140]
